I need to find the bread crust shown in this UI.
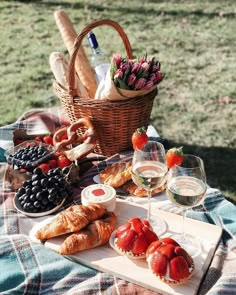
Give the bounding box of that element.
[35,204,106,241]
[122,180,166,197]
[99,161,132,188]
[59,212,117,254]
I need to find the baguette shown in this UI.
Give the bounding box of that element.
[35,204,107,241]
[54,9,97,98]
[49,52,88,97]
[59,212,117,255]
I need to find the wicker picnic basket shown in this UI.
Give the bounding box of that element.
[53,19,158,157]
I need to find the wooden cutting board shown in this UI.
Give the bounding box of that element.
[33,200,222,295]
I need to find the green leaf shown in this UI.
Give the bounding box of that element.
[116,78,130,90]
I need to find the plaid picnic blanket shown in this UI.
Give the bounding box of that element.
[0,107,235,295]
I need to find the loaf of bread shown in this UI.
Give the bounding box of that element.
[54,9,97,98]
[49,51,88,97]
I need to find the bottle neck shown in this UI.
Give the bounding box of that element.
[88,32,99,51]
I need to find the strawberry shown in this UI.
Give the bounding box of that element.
[146,240,162,255]
[165,147,184,168]
[47,159,58,169]
[34,136,42,142]
[175,246,193,267]
[131,127,148,150]
[142,226,159,245]
[57,155,72,168]
[150,252,168,276]
[42,135,53,145]
[53,151,65,158]
[129,218,143,233]
[116,223,131,238]
[116,229,136,251]
[161,237,180,247]
[131,232,148,254]
[158,244,176,260]
[37,163,50,173]
[169,256,190,281]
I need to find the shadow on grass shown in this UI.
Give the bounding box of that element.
[167,140,236,204]
[26,1,236,19]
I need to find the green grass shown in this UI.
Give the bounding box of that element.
[0,0,235,203]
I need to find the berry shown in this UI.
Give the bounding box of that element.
[38,163,50,173]
[132,127,148,150]
[42,135,53,145]
[47,159,58,169]
[165,147,184,169]
[57,155,71,169]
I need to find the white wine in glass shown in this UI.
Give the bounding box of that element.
[166,154,207,255]
[132,141,168,235]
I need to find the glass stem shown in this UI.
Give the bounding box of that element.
[147,188,152,221]
[181,209,187,238]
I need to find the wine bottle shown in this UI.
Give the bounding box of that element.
[87,31,110,83]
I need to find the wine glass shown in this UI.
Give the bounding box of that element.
[166,154,207,255]
[131,141,168,235]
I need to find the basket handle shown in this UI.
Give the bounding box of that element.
[68,19,133,99]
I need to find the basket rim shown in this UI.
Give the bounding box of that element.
[53,79,158,106]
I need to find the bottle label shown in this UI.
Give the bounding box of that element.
[95,64,110,83]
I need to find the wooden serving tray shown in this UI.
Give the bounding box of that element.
[34,199,222,295]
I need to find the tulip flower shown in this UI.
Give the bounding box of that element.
[156,71,163,82]
[114,69,123,80]
[127,74,136,86]
[149,73,157,82]
[120,62,130,73]
[112,54,122,68]
[110,53,164,92]
[144,81,154,90]
[131,63,142,74]
[141,62,149,71]
[135,78,146,90]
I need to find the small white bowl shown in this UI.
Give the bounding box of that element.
[81,184,116,212]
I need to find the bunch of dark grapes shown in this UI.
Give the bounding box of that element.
[15,167,71,213]
[8,144,52,169]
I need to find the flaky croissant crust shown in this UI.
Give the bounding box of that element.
[59,212,117,255]
[35,203,107,241]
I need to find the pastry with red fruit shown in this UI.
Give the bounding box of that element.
[114,217,159,259]
[146,237,194,285]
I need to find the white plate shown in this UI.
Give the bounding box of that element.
[14,194,65,218]
[109,230,146,260]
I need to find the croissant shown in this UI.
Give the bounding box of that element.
[59,212,117,255]
[35,204,106,241]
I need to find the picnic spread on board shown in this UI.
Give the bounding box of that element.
[0,10,235,295]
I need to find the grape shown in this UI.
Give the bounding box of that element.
[15,167,71,213]
[32,186,41,194]
[36,192,43,201]
[41,178,48,187]
[30,194,36,202]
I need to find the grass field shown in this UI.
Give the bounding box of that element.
[0,0,235,203]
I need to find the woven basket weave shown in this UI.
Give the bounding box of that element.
[53,19,158,157]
